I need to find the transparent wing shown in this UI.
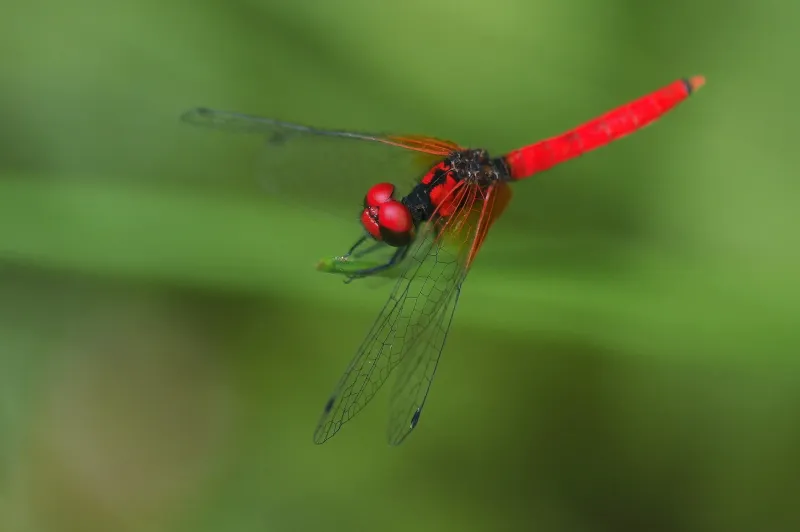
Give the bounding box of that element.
[181,108,460,220]
[312,181,512,444]
[386,278,462,445]
[385,183,513,445]
[312,221,442,444]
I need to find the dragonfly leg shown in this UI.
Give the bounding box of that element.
[351,240,389,259]
[343,234,369,258]
[343,245,409,284]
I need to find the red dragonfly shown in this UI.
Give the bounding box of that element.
[181,75,705,445]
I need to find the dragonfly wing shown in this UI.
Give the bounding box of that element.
[181,108,460,221]
[384,182,511,444]
[386,280,462,445]
[313,180,509,444]
[313,222,439,444]
[182,108,392,143]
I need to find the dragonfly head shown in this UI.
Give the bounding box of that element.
[360,182,414,247]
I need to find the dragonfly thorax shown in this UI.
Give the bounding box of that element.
[448,149,509,188]
[359,150,509,248]
[404,149,509,219]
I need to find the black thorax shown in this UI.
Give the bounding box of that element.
[401,149,510,223]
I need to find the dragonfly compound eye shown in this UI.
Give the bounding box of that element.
[360,206,381,240]
[377,201,414,247]
[359,201,413,247]
[364,182,396,208]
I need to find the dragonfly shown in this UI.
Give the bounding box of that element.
[181,75,705,445]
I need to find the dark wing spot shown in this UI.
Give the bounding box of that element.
[269,131,288,145]
[323,396,336,414]
[410,408,422,429]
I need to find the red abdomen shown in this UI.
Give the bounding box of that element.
[504,76,705,180]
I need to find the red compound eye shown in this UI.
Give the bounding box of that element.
[360,206,380,240]
[364,182,396,208]
[359,200,414,247]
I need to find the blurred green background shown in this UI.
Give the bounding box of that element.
[1,0,799,530]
